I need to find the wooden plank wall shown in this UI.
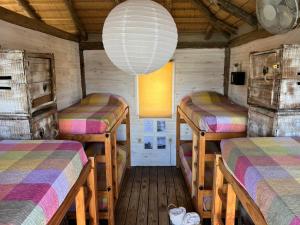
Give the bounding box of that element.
[0,20,82,110]
[228,27,300,107]
[84,49,225,166]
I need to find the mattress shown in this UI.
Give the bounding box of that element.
[179,91,248,133]
[221,137,300,225]
[0,140,87,225]
[178,141,218,211]
[59,93,127,135]
[87,143,127,211]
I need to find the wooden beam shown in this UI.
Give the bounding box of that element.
[191,0,238,36]
[79,49,86,98]
[223,48,230,96]
[165,0,172,13]
[63,0,87,40]
[0,6,79,42]
[15,0,41,20]
[216,0,257,26]
[204,25,214,40]
[79,41,228,50]
[229,29,272,47]
[177,41,228,48]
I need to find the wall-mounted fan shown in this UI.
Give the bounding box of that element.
[256,0,299,34]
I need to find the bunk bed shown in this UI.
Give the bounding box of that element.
[0,140,98,225]
[58,93,131,225]
[176,91,248,219]
[212,137,300,225]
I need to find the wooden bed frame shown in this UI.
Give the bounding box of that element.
[48,157,98,225]
[59,106,131,225]
[212,155,268,225]
[176,106,246,219]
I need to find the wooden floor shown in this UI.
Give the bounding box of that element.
[115,166,194,225]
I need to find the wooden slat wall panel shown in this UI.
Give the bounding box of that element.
[84,48,224,166]
[0,20,81,110]
[228,27,300,107]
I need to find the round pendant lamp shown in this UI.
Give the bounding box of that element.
[102,0,178,75]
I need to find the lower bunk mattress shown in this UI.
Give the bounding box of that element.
[221,137,300,225]
[0,140,87,225]
[178,141,218,211]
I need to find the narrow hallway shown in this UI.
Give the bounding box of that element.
[115,167,194,225]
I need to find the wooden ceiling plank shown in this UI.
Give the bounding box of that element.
[216,0,257,26]
[15,0,41,19]
[229,29,271,47]
[0,6,78,42]
[190,0,237,37]
[165,0,172,12]
[63,0,87,40]
[204,25,213,40]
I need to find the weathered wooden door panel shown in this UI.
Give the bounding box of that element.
[0,109,58,140]
[26,57,51,83]
[0,84,29,114]
[249,45,300,110]
[248,106,300,137]
[248,107,274,137]
[32,110,58,139]
[0,50,56,115]
[0,118,31,139]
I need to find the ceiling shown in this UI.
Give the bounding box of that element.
[0,0,257,40]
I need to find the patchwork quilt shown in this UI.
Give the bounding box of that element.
[179,91,248,133]
[59,93,127,134]
[221,137,300,225]
[0,140,87,225]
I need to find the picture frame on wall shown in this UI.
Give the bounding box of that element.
[144,136,154,150]
[157,120,166,132]
[157,136,167,149]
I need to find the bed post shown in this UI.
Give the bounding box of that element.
[226,184,237,225]
[105,133,115,225]
[176,106,181,168]
[212,155,224,225]
[87,157,99,225]
[112,132,119,199]
[126,108,131,168]
[75,186,86,225]
[197,131,206,215]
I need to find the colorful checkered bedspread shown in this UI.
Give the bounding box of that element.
[59,93,127,134]
[0,140,87,225]
[221,137,300,225]
[179,91,248,133]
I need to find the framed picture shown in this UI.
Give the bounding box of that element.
[157,137,167,150]
[157,120,166,132]
[144,136,154,150]
[144,120,154,133]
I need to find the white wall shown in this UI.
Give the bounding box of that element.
[0,20,82,110]
[84,49,225,166]
[228,28,300,106]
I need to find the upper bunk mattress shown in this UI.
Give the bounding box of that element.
[179,91,247,133]
[0,140,87,225]
[221,137,300,225]
[59,93,127,135]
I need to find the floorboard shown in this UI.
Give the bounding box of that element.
[115,166,194,225]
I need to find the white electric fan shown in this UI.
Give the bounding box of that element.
[256,0,299,34]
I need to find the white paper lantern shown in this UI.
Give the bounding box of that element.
[102,0,178,75]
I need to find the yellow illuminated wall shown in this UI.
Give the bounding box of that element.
[138,62,173,118]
